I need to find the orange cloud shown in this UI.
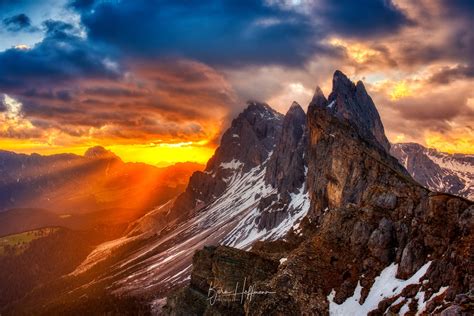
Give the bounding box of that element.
[328,38,380,64]
[0,60,235,165]
[389,81,412,100]
[425,131,474,154]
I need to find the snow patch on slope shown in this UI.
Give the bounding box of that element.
[392,143,473,200]
[328,261,432,315]
[223,182,310,249]
[220,159,244,170]
[74,152,311,295]
[427,152,473,199]
[71,236,138,276]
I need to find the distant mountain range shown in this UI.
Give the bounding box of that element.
[391,143,473,200]
[1,71,472,315]
[0,148,203,312]
[0,148,202,236]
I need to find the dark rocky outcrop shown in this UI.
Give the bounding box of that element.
[163,246,279,316]
[306,75,413,217]
[315,70,391,153]
[265,101,307,194]
[257,102,308,231]
[165,70,473,315]
[169,101,284,223]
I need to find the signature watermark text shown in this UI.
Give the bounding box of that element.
[207,277,276,305]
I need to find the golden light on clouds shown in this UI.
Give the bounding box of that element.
[13,44,30,50]
[425,131,474,154]
[108,142,214,167]
[328,38,379,63]
[0,137,216,167]
[394,134,406,143]
[389,81,412,100]
[371,79,419,101]
[1,94,36,135]
[0,94,217,166]
[467,98,474,111]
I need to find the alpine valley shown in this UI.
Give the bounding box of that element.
[1,71,472,315]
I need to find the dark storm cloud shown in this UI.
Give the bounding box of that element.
[0,98,6,112]
[23,88,75,102]
[315,0,412,38]
[70,0,410,67]
[429,64,474,84]
[75,0,318,67]
[2,13,34,32]
[394,0,473,70]
[0,19,120,89]
[440,0,474,18]
[0,0,413,91]
[3,59,235,142]
[68,0,94,11]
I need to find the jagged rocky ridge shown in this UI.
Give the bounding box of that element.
[391,143,474,200]
[60,101,312,304]
[164,71,473,315]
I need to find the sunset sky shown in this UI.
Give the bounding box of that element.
[0,0,473,166]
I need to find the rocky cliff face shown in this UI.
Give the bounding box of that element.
[140,100,311,241]
[321,70,391,152]
[258,102,308,231]
[265,101,307,194]
[168,101,284,224]
[164,71,473,316]
[391,142,474,200]
[163,246,280,316]
[55,101,311,305]
[306,77,413,218]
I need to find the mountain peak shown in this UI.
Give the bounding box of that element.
[332,69,354,93]
[290,101,300,108]
[84,146,119,160]
[288,101,304,114]
[264,100,307,197]
[310,86,328,108]
[326,72,390,152]
[244,100,279,117]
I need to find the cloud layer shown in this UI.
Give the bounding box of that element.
[0,0,472,161]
